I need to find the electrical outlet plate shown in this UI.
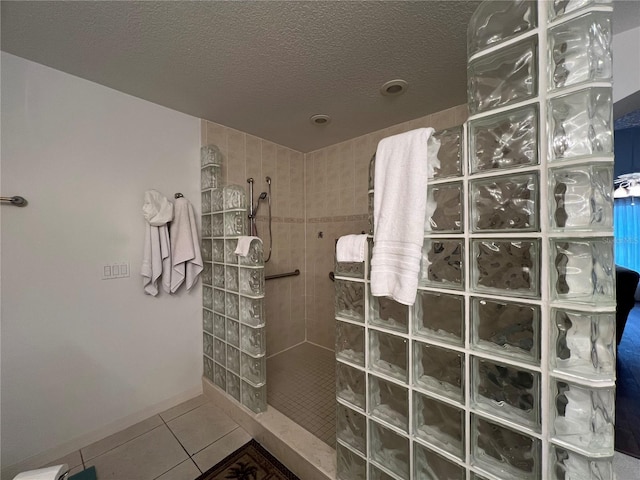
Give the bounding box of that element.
[102,262,130,280]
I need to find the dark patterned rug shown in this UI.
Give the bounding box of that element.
[195,439,300,480]
[616,303,640,458]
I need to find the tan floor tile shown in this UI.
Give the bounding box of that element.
[159,395,209,422]
[192,428,251,473]
[41,450,83,470]
[154,459,201,480]
[166,403,239,455]
[82,415,163,461]
[85,425,188,480]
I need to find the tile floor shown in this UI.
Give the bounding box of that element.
[41,395,251,480]
[266,342,336,448]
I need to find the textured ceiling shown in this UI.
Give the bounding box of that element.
[1,1,638,153]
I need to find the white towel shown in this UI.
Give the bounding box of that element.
[235,236,261,257]
[336,234,368,262]
[141,190,173,296]
[170,197,203,293]
[370,128,440,305]
[142,189,174,226]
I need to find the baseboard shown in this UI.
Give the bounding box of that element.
[1,385,203,480]
[202,377,336,480]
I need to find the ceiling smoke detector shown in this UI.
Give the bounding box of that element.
[380,79,408,96]
[310,114,331,126]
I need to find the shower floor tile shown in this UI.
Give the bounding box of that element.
[267,342,336,449]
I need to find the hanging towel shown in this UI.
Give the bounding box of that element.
[141,190,173,296]
[336,234,368,263]
[170,197,203,293]
[235,236,261,257]
[370,128,440,305]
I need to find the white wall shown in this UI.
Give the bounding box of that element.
[613,25,640,102]
[1,53,202,471]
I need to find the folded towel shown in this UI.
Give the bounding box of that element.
[336,234,368,263]
[235,236,261,257]
[169,197,203,293]
[370,128,440,305]
[142,189,174,226]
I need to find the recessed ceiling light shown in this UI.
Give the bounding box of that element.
[310,114,331,125]
[380,79,408,96]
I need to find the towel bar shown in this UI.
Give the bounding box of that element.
[265,269,300,281]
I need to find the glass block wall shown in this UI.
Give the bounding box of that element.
[201,145,268,414]
[335,1,615,478]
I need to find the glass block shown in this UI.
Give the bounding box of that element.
[239,267,264,296]
[337,403,367,455]
[370,421,410,479]
[335,279,365,322]
[211,188,224,213]
[368,192,374,235]
[425,182,463,233]
[224,239,238,264]
[369,375,409,432]
[552,308,615,380]
[549,0,612,22]
[467,0,537,56]
[549,11,612,91]
[224,211,247,237]
[203,309,214,334]
[213,288,225,314]
[214,362,226,389]
[414,442,465,480]
[212,239,224,262]
[369,154,375,190]
[241,353,265,386]
[550,445,613,480]
[202,190,212,214]
[336,321,365,366]
[549,87,612,161]
[468,38,537,114]
[227,346,240,374]
[203,286,213,310]
[551,238,614,305]
[226,319,239,347]
[214,338,226,366]
[369,331,408,382]
[414,392,464,458]
[472,357,541,429]
[369,464,397,480]
[201,165,221,190]
[414,291,464,345]
[471,172,539,232]
[225,266,239,292]
[472,239,540,297]
[414,342,464,402]
[240,325,265,357]
[433,126,463,179]
[201,144,222,167]
[213,313,225,340]
[201,215,212,238]
[473,415,540,479]
[552,379,614,455]
[203,356,214,382]
[238,239,264,266]
[337,443,366,480]
[211,213,224,237]
[240,296,264,327]
[470,105,538,173]
[550,164,613,231]
[335,259,365,279]
[336,362,366,410]
[227,371,241,401]
[202,262,212,286]
[420,239,464,289]
[203,333,213,358]
[471,297,540,363]
[241,381,266,413]
[213,264,225,289]
[202,238,213,262]
[225,293,239,320]
[223,185,247,210]
[369,294,409,333]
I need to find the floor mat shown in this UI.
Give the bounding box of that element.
[616,303,640,458]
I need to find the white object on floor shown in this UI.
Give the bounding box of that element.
[142,224,172,296]
[170,197,203,293]
[13,464,68,480]
[371,128,440,305]
[336,234,368,263]
[615,451,640,480]
[235,236,261,257]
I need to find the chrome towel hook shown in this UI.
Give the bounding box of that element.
[1,195,28,207]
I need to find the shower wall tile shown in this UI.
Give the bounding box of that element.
[245,134,262,184]
[226,128,246,187]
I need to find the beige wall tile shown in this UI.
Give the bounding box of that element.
[275,147,291,218]
[261,140,277,187]
[205,122,229,185]
[226,128,246,187]
[245,134,262,185]
[200,119,208,146]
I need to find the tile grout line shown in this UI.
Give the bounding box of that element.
[82,422,165,464]
[159,416,202,474]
